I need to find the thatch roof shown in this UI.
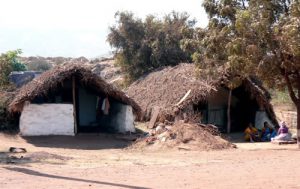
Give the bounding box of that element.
[126,63,277,125]
[126,64,215,115]
[9,64,141,114]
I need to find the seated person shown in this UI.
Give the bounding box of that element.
[261,121,273,142]
[271,121,291,141]
[244,123,260,142]
[270,125,279,139]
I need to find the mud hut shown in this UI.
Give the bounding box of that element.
[9,64,141,136]
[126,63,277,132]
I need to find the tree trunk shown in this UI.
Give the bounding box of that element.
[227,89,232,134]
[297,104,300,149]
[282,69,300,148]
[72,76,77,135]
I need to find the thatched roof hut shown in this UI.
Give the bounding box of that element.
[9,64,141,136]
[9,64,140,114]
[126,63,278,131]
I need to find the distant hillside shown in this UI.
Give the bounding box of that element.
[20,56,89,66]
[18,56,125,88]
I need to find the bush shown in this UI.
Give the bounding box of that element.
[0,49,27,86]
[0,90,19,131]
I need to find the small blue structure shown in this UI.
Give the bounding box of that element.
[9,71,42,88]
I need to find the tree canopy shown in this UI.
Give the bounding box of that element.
[0,49,27,86]
[107,11,196,82]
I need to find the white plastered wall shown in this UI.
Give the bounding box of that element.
[115,105,135,133]
[20,104,75,136]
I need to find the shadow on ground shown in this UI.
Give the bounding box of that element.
[226,132,248,143]
[22,134,135,150]
[4,167,149,189]
[0,151,72,165]
[0,152,31,165]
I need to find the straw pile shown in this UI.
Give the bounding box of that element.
[130,122,235,151]
[126,63,216,120]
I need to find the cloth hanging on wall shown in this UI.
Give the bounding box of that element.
[101,98,105,111]
[102,97,110,115]
[96,97,103,118]
[104,98,110,115]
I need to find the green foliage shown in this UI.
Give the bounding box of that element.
[0,49,27,86]
[12,60,27,71]
[107,11,195,82]
[192,0,300,108]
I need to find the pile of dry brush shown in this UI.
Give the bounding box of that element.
[130,122,236,151]
[0,87,18,131]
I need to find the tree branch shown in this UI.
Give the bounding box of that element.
[242,0,246,10]
[284,0,289,15]
[281,68,299,104]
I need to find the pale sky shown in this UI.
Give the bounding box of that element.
[0,0,208,58]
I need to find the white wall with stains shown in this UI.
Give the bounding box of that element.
[20,104,75,136]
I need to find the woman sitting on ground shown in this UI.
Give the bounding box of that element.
[261,122,273,142]
[270,125,279,139]
[271,121,291,141]
[244,123,260,142]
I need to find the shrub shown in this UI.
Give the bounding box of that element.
[0,89,19,131]
[0,49,27,86]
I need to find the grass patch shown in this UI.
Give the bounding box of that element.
[270,89,296,111]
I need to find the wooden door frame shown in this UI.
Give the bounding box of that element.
[72,76,78,135]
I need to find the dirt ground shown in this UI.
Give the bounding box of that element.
[0,133,299,189]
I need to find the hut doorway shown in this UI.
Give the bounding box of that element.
[230,86,259,132]
[73,79,135,134]
[200,86,260,133]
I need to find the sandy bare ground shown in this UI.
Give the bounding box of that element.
[0,133,299,189]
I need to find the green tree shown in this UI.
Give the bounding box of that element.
[107,11,195,82]
[0,49,27,86]
[195,0,300,143]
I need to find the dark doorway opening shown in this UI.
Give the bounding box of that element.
[193,86,260,133]
[230,86,259,132]
[74,80,125,134]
